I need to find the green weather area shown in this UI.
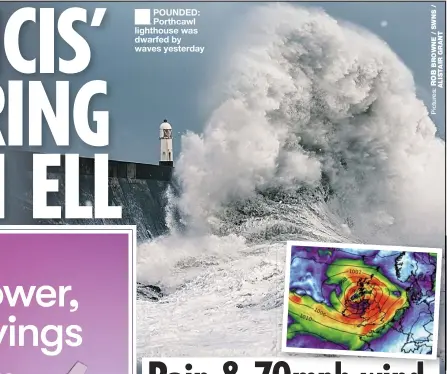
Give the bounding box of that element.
[429,253,437,291]
[288,258,409,350]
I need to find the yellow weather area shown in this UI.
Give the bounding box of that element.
[288,258,409,350]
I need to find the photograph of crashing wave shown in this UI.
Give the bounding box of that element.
[6,1,445,370]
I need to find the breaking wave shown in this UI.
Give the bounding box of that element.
[137,4,445,358]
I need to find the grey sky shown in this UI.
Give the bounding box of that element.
[0,2,445,164]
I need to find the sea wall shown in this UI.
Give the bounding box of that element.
[7,150,173,241]
[27,174,173,242]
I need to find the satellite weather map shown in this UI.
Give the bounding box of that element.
[285,244,441,357]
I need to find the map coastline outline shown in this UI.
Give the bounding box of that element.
[281,240,443,360]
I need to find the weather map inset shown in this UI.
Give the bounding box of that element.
[282,242,442,359]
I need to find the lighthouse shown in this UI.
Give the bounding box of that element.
[159,119,173,167]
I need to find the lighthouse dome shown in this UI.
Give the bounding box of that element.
[160,119,172,130]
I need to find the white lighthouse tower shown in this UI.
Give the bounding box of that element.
[159,119,173,167]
